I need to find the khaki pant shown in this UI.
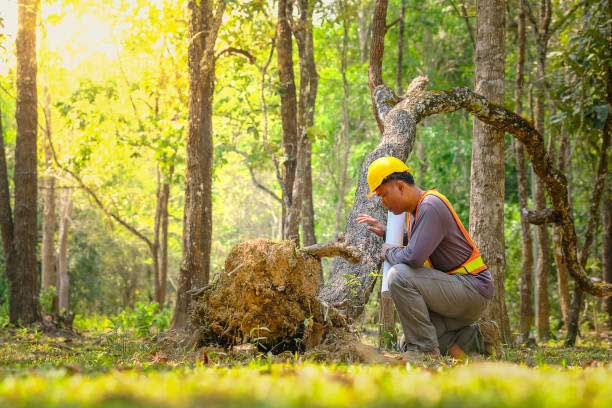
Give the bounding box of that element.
[388,264,488,354]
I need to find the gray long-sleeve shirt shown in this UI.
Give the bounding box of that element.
[385,194,495,299]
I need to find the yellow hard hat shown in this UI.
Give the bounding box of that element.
[367,156,412,197]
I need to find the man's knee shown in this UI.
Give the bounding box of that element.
[388,264,418,292]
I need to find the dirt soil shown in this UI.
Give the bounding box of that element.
[192,239,326,352]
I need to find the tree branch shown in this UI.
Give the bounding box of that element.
[550,0,588,35]
[234,149,282,203]
[215,47,256,64]
[524,0,540,35]
[385,17,400,31]
[301,240,362,263]
[522,208,563,224]
[44,123,154,251]
[447,0,475,48]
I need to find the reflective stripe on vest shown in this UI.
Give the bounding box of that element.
[405,190,488,275]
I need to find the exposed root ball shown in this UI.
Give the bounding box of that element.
[192,239,325,352]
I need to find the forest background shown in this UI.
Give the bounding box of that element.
[0,0,610,347]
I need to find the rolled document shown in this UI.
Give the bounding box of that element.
[381,211,405,294]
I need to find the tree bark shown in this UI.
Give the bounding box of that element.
[514,0,534,343]
[470,0,510,343]
[10,0,40,324]
[277,0,300,241]
[319,78,612,319]
[172,0,224,331]
[57,190,72,312]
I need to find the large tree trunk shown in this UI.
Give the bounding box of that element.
[277,0,300,241]
[41,88,57,304]
[10,0,40,324]
[293,0,319,247]
[470,0,511,343]
[515,0,534,343]
[57,190,72,312]
[172,0,224,331]
[319,78,612,318]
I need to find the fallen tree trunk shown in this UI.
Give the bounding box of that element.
[319,76,612,319]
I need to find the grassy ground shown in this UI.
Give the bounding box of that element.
[0,327,610,407]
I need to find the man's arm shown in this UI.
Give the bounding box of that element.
[384,201,446,268]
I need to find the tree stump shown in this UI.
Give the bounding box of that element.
[191,239,361,353]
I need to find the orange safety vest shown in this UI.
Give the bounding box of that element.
[405,190,488,275]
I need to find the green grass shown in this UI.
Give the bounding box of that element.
[0,328,610,407]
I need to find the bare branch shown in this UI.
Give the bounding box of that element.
[44,122,154,251]
[385,17,400,31]
[215,47,256,64]
[522,208,563,224]
[234,150,282,203]
[301,241,362,263]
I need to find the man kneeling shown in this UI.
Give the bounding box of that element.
[357,156,500,359]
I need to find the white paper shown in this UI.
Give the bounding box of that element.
[381,211,405,293]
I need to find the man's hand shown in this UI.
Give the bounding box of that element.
[356,213,385,237]
[380,243,401,261]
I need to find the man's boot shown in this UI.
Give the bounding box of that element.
[478,320,501,358]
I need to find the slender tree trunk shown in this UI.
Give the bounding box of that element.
[10,0,40,324]
[470,0,511,343]
[277,0,299,241]
[515,0,534,343]
[534,44,551,342]
[368,0,388,132]
[0,105,13,258]
[553,130,570,327]
[172,0,224,331]
[153,168,162,305]
[41,88,57,303]
[396,0,406,94]
[335,2,351,239]
[158,166,172,306]
[566,55,611,345]
[293,0,319,247]
[415,139,427,186]
[358,1,373,64]
[57,190,72,312]
[603,182,611,330]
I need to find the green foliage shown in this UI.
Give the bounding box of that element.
[110,302,172,337]
[39,286,57,315]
